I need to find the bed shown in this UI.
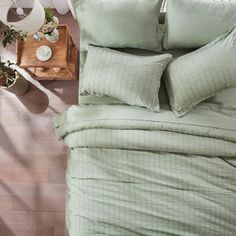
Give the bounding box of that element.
[55,0,236,235]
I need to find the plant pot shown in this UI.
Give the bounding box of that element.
[45,28,59,43]
[0,71,29,96]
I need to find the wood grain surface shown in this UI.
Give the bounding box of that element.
[0,11,80,236]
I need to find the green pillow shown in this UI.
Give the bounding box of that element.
[76,0,163,51]
[164,0,236,49]
[81,46,172,112]
[164,25,236,117]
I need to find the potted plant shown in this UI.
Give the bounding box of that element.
[0,58,29,95]
[41,8,59,43]
[2,25,27,48]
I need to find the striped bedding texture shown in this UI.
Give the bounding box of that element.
[81,46,172,112]
[164,24,236,117]
[54,104,236,236]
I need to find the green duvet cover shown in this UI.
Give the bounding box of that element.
[54,105,236,236]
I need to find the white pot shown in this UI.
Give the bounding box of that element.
[45,29,59,43]
[0,71,29,96]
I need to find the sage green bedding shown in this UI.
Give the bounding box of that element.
[79,48,193,106]
[76,0,163,51]
[164,0,236,49]
[165,24,236,117]
[81,46,172,112]
[54,105,236,236]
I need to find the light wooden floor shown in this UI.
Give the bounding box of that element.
[0,12,79,236]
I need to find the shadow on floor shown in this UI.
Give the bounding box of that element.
[40,80,78,105]
[16,83,49,114]
[0,218,14,236]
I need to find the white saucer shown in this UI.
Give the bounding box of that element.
[36,46,52,61]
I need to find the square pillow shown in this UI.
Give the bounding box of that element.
[164,0,236,49]
[76,0,164,51]
[81,46,172,112]
[164,25,236,117]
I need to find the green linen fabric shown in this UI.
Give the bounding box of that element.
[164,25,236,117]
[81,46,172,112]
[164,0,236,49]
[195,87,236,116]
[54,104,236,236]
[76,0,163,51]
[79,48,193,106]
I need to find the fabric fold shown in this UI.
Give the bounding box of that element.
[54,105,236,157]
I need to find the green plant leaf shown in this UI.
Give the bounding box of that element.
[0,57,16,87]
[44,8,54,22]
[2,25,27,48]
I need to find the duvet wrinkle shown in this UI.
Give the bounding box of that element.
[218,158,236,169]
[57,105,236,235]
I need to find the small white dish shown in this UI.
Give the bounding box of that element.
[36,46,52,61]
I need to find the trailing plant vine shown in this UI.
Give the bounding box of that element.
[2,25,27,48]
[0,57,17,87]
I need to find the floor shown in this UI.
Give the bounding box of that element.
[0,12,79,236]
